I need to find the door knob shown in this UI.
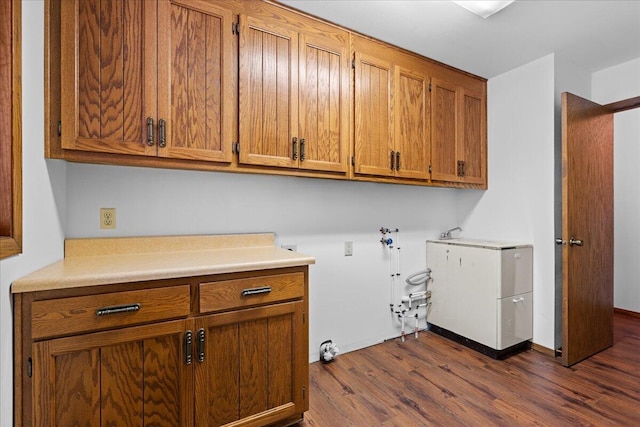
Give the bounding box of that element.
[569,238,584,246]
[555,238,567,246]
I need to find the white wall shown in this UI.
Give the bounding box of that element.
[0,0,67,422]
[65,163,459,357]
[592,58,640,313]
[458,54,557,349]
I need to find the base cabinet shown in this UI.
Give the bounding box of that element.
[33,321,189,426]
[195,302,307,427]
[15,267,309,427]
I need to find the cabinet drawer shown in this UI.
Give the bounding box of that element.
[31,285,191,340]
[497,291,533,350]
[199,272,304,313]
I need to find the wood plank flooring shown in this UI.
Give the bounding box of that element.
[300,313,640,426]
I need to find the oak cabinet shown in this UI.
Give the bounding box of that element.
[431,77,486,186]
[60,0,233,162]
[354,37,430,180]
[15,267,309,427]
[195,302,306,426]
[48,0,486,188]
[33,320,190,426]
[239,9,350,173]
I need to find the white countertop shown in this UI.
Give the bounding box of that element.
[12,233,315,293]
[427,238,532,250]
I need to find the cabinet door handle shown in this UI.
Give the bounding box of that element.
[390,151,395,170]
[95,303,141,316]
[396,151,401,171]
[457,160,464,177]
[146,117,155,146]
[300,138,306,161]
[241,286,272,297]
[512,297,525,303]
[158,118,166,148]
[197,328,205,363]
[184,330,193,365]
[292,137,298,160]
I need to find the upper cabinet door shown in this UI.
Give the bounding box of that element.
[61,0,158,156]
[394,66,430,180]
[298,33,349,173]
[157,0,233,163]
[459,88,487,185]
[430,77,459,182]
[239,15,299,168]
[354,52,394,177]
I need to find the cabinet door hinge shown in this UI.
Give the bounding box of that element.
[302,385,307,400]
[57,121,62,137]
[303,311,306,324]
[232,22,239,35]
[27,357,33,378]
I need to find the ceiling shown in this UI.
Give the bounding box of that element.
[278,0,640,79]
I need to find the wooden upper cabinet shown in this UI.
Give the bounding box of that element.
[239,8,349,172]
[431,76,486,186]
[61,0,157,156]
[354,51,394,177]
[395,65,430,179]
[460,89,486,185]
[239,14,298,168]
[354,38,430,181]
[157,0,233,162]
[298,32,349,172]
[60,0,232,162]
[431,78,458,182]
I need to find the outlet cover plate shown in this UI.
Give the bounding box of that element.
[100,208,116,229]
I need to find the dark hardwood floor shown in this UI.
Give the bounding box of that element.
[300,313,640,426]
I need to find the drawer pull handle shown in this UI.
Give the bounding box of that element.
[96,303,141,316]
[185,330,193,365]
[512,297,525,303]
[241,286,272,297]
[197,328,206,363]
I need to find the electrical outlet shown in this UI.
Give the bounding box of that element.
[281,244,297,252]
[100,208,116,229]
[345,241,353,256]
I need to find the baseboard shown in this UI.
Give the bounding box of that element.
[531,342,556,357]
[614,307,640,318]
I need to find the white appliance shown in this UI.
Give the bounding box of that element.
[426,239,533,358]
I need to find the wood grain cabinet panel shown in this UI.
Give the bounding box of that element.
[431,77,487,186]
[195,302,307,427]
[31,285,191,340]
[158,0,233,162]
[354,52,394,177]
[239,8,349,172]
[199,272,304,313]
[60,0,232,162]
[354,38,430,181]
[32,320,189,427]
